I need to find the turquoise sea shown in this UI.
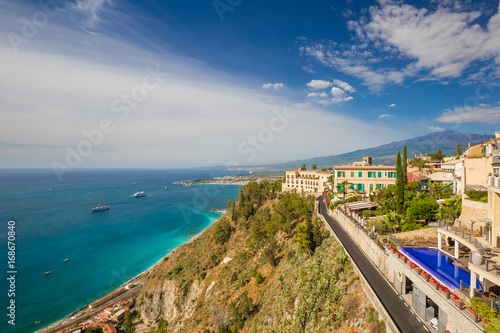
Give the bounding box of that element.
[0,169,244,333]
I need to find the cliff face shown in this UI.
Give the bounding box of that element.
[138,182,385,332]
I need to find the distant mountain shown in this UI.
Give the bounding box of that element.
[263,130,492,170]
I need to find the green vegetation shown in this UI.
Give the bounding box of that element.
[85,328,104,333]
[437,196,462,223]
[138,181,380,332]
[149,319,168,333]
[466,190,488,203]
[123,311,135,333]
[402,146,408,186]
[471,297,497,321]
[455,143,463,157]
[427,149,445,162]
[365,144,457,234]
[395,151,404,214]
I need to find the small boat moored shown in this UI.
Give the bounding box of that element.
[44,271,51,275]
[63,258,69,262]
[133,191,147,197]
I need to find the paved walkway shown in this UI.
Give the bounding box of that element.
[318,197,429,333]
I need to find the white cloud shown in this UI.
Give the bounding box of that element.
[362,2,500,78]
[436,104,500,123]
[300,1,500,90]
[429,125,445,132]
[332,79,356,93]
[388,103,396,107]
[262,83,285,90]
[306,80,333,90]
[300,43,409,91]
[378,114,391,118]
[306,92,328,98]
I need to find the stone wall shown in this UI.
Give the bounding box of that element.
[461,199,488,228]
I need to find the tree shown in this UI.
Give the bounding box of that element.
[85,328,104,333]
[123,311,135,333]
[383,211,403,233]
[301,164,307,170]
[337,180,352,200]
[395,151,404,214]
[438,196,462,223]
[402,145,408,186]
[312,164,317,170]
[455,143,463,158]
[406,198,439,222]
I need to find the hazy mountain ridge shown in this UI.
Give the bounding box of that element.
[263,130,492,170]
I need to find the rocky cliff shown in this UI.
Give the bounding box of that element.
[137,181,386,332]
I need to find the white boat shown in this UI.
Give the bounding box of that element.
[91,200,110,212]
[164,187,169,190]
[44,271,51,275]
[63,258,69,262]
[133,191,147,197]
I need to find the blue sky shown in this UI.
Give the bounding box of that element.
[1,0,499,169]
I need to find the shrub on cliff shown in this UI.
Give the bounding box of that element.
[213,219,232,245]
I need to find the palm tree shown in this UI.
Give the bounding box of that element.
[337,180,352,200]
[438,196,462,224]
[383,211,403,234]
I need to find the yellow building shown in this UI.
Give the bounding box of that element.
[282,169,333,194]
[332,164,397,198]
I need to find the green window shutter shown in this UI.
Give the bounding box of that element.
[358,171,362,178]
[350,171,354,177]
[361,184,365,191]
[378,171,382,178]
[370,183,374,190]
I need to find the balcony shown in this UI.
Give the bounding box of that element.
[489,175,500,191]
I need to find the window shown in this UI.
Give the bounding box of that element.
[357,184,363,191]
[350,171,355,177]
[370,184,374,190]
[384,172,388,177]
[350,184,354,189]
[377,171,382,178]
[368,171,375,178]
[358,171,363,178]
[388,172,396,178]
[339,171,345,177]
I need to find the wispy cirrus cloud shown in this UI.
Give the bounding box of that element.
[378,113,391,119]
[436,104,500,124]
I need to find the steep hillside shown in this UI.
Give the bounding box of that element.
[262,130,492,170]
[136,182,385,332]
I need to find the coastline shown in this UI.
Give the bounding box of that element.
[38,211,224,333]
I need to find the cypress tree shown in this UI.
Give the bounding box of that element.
[396,151,404,214]
[402,145,408,186]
